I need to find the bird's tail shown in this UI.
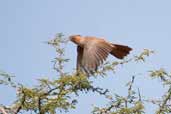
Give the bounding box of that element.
[110,44,132,59]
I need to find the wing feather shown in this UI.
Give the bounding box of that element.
[81,41,112,75]
[76,46,83,72]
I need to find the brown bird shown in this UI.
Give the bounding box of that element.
[70,35,132,75]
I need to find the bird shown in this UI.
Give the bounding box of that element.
[70,35,132,76]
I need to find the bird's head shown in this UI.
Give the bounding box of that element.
[69,35,82,44]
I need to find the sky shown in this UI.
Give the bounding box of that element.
[1,0,171,113]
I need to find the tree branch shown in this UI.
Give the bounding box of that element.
[14,90,26,114]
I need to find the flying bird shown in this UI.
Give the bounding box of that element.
[70,35,132,75]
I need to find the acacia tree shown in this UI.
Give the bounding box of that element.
[0,33,171,114]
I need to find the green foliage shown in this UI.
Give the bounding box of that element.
[92,76,144,114]
[149,69,171,114]
[0,33,170,114]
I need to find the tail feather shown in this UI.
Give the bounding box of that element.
[110,44,132,59]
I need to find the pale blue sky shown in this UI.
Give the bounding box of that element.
[1,0,171,113]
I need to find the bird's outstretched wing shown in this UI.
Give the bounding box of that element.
[77,41,112,75]
[76,46,83,72]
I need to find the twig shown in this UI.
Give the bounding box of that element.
[128,76,135,95]
[14,90,26,114]
[138,88,142,102]
[91,86,109,95]
[157,86,171,114]
[38,97,42,114]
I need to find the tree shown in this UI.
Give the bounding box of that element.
[0,33,171,114]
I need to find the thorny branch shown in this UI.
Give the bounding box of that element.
[14,88,26,114]
[156,86,171,114]
[47,33,69,77]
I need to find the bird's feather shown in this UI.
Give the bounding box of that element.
[80,41,112,75]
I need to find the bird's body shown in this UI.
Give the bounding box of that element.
[70,35,132,75]
[70,35,106,47]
